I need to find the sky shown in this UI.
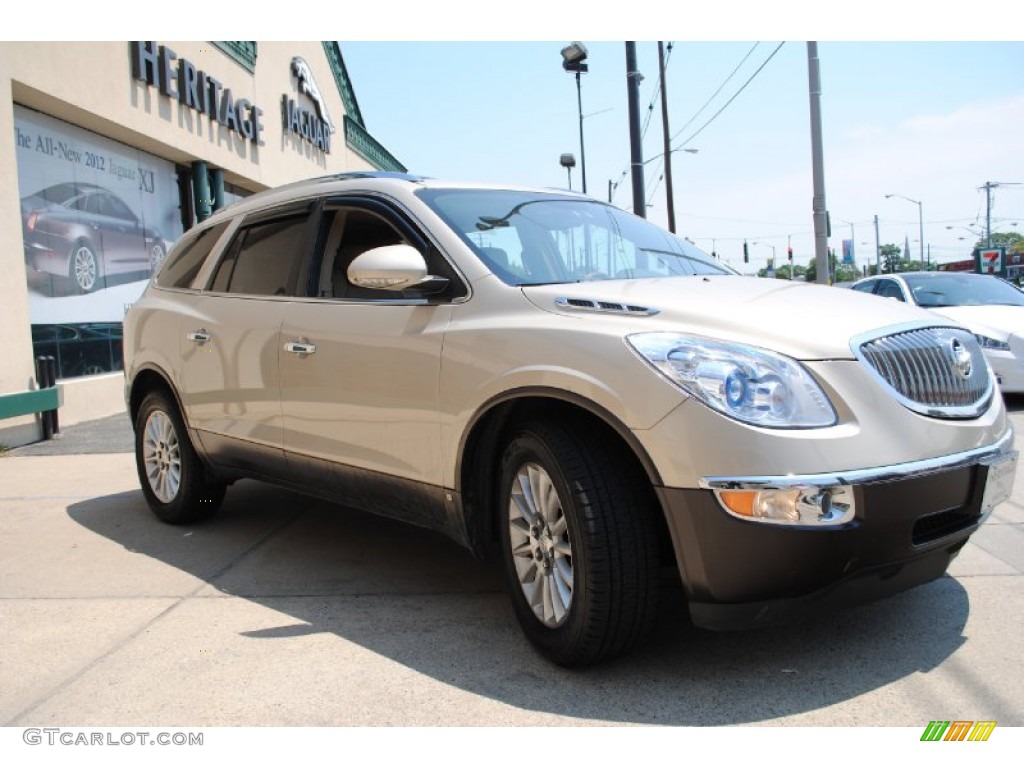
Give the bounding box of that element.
[20,3,1024,278]
[340,39,1024,274]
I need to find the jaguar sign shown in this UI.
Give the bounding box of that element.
[282,56,334,153]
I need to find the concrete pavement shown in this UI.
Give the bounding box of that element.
[1,406,1023,727]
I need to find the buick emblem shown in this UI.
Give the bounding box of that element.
[949,338,972,379]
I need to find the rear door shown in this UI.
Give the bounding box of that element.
[179,202,317,474]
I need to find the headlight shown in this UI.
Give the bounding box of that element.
[975,333,1010,351]
[627,333,837,428]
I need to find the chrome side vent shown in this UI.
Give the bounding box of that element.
[853,326,992,419]
[555,296,659,316]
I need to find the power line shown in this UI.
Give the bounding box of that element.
[669,42,760,144]
[640,42,673,142]
[673,42,786,151]
[613,43,784,205]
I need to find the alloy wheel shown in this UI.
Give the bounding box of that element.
[508,462,574,627]
[73,246,97,291]
[142,409,182,503]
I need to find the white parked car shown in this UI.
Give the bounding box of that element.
[851,271,1024,393]
[123,174,1016,666]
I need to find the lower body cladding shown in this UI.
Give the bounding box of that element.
[658,431,1017,631]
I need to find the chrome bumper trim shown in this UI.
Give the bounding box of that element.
[700,428,1014,491]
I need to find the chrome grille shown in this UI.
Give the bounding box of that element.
[855,326,992,418]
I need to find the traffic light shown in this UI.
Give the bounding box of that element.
[787,246,793,262]
[743,241,749,263]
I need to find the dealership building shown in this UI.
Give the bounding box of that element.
[0,41,403,447]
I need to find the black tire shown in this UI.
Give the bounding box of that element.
[498,419,660,667]
[134,390,225,524]
[69,239,100,293]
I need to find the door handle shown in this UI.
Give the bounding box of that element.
[186,329,211,343]
[284,340,316,355]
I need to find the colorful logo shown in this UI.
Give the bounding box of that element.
[920,721,997,742]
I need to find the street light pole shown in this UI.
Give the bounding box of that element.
[561,42,589,195]
[559,153,576,191]
[885,193,924,265]
[575,72,586,194]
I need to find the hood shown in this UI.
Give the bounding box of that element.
[522,276,959,360]
[925,304,1024,341]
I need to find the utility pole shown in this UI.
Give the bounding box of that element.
[658,41,676,233]
[874,214,881,274]
[983,181,995,248]
[806,42,830,284]
[625,42,646,218]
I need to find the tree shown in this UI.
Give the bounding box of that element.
[975,231,1023,254]
[833,262,860,283]
[757,263,808,280]
[804,255,860,284]
[880,243,901,273]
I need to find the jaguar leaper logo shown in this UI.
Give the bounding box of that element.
[291,57,334,134]
[282,57,334,154]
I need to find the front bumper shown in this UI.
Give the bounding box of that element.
[659,429,1016,631]
[986,347,1024,394]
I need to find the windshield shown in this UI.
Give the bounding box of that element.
[904,273,1024,308]
[418,189,733,286]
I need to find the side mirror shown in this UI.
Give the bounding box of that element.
[348,244,448,294]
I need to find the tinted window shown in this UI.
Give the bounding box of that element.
[216,215,309,296]
[851,281,877,294]
[903,273,1024,308]
[876,280,906,301]
[66,194,89,212]
[101,193,136,221]
[157,222,230,289]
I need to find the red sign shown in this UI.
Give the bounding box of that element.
[980,249,1003,274]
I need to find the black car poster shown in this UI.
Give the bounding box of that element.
[14,106,183,377]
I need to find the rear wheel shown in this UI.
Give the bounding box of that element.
[498,420,660,667]
[69,240,99,293]
[135,390,224,524]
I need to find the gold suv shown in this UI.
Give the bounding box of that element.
[124,172,1016,666]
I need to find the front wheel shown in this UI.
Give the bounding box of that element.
[499,420,660,667]
[135,390,225,524]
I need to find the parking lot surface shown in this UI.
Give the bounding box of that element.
[1,408,1023,727]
